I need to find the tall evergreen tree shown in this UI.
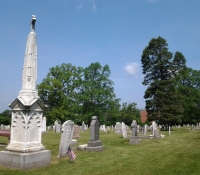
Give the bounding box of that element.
[141,36,185,124]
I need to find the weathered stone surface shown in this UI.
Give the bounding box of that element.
[129,120,141,144]
[55,124,61,133]
[73,125,80,139]
[129,139,140,144]
[0,150,51,169]
[122,122,127,138]
[58,120,74,158]
[115,122,122,134]
[0,15,51,169]
[41,117,46,133]
[131,120,137,136]
[144,124,148,136]
[86,116,104,151]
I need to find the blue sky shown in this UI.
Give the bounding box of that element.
[0,0,200,112]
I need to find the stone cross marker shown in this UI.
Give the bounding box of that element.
[86,116,104,151]
[58,120,74,158]
[129,120,140,144]
[131,120,137,136]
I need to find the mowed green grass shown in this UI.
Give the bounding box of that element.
[0,127,200,175]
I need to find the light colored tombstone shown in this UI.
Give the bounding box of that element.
[115,122,122,134]
[73,125,81,139]
[58,120,74,158]
[106,126,110,131]
[0,15,51,169]
[152,121,160,138]
[55,120,58,125]
[82,121,86,131]
[55,124,61,133]
[169,126,171,135]
[86,116,104,151]
[152,121,156,136]
[41,117,46,133]
[1,125,5,130]
[144,124,148,136]
[102,125,106,132]
[129,120,140,144]
[122,122,127,138]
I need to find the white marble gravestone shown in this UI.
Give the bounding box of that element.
[144,124,148,136]
[122,122,127,138]
[82,121,86,131]
[41,117,47,133]
[115,122,122,134]
[58,120,74,158]
[0,15,51,169]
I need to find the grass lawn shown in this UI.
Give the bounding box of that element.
[0,127,200,175]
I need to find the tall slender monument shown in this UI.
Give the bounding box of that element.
[0,15,51,169]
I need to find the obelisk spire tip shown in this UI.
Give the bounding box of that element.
[31,15,36,32]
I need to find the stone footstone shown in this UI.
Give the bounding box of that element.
[129,139,140,144]
[0,150,51,169]
[139,135,151,139]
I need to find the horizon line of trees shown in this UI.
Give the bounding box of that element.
[1,36,200,127]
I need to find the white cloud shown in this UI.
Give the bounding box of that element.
[76,0,96,12]
[91,0,96,12]
[149,0,158,3]
[124,62,140,77]
[76,3,84,11]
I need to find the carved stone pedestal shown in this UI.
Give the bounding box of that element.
[0,150,51,169]
[86,140,104,151]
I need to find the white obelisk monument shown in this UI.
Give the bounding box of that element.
[0,15,51,169]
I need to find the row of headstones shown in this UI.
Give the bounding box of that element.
[115,121,163,139]
[46,121,89,133]
[0,124,10,130]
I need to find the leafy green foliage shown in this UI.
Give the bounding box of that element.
[119,102,141,125]
[141,36,185,124]
[0,109,11,125]
[176,68,200,124]
[37,62,120,125]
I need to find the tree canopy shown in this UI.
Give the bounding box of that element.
[37,62,121,125]
[141,36,186,125]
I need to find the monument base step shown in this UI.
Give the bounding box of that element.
[86,146,104,152]
[0,150,51,169]
[87,140,102,147]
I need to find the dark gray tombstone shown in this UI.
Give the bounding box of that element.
[86,116,104,151]
[131,120,137,136]
[129,120,140,144]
